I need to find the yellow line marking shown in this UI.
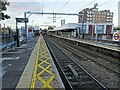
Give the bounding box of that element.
[30,36,56,89]
[30,41,40,89]
[37,64,51,76]
[39,58,49,65]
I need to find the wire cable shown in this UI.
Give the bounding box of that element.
[58,0,96,21]
[42,0,44,12]
[74,0,96,12]
[98,0,113,7]
[58,0,71,12]
[51,0,57,12]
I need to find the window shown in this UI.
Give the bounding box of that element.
[97,25,104,34]
[79,25,87,33]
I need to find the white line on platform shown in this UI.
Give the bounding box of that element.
[0,57,20,63]
[5,52,22,54]
[27,48,33,50]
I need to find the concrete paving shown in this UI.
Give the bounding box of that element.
[16,35,64,89]
[2,36,39,89]
[53,35,120,52]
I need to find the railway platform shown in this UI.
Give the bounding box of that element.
[2,34,119,89]
[53,35,120,52]
[16,35,64,89]
[2,35,64,89]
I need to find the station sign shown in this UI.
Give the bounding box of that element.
[113,32,119,42]
[16,18,28,23]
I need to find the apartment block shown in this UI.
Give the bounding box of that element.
[78,8,113,24]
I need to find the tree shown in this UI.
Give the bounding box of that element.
[43,28,48,31]
[0,0,10,20]
[48,26,55,30]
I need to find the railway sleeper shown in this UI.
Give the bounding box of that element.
[67,64,79,79]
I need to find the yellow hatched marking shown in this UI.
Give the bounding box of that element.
[30,41,40,89]
[39,58,49,65]
[30,36,56,89]
[37,64,51,76]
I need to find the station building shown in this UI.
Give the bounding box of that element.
[48,23,114,41]
[49,8,114,41]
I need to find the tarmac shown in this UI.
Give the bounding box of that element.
[2,36,39,89]
[1,35,64,89]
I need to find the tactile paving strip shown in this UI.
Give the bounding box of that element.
[30,36,56,89]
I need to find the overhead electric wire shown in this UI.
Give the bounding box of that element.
[98,0,113,7]
[58,0,71,12]
[41,0,45,24]
[74,0,96,12]
[51,0,57,12]
[42,0,45,12]
[59,0,96,20]
[59,0,97,24]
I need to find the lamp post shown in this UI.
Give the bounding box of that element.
[32,20,34,36]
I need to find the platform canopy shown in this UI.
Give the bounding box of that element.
[48,23,79,32]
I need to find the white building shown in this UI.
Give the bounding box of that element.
[118,1,120,26]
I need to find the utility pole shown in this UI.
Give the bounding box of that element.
[91,3,98,40]
[24,12,27,42]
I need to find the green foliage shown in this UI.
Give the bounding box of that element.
[48,26,56,30]
[0,1,10,20]
[4,14,11,19]
[48,26,53,30]
[0,1,9,11]
[43,28,47,31]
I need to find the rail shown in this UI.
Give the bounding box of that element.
[44,35,107,89]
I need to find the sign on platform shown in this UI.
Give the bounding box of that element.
[113,32,119,42]
[16,18,28,23]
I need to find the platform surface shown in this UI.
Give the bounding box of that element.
[16,35,64,89]
[53,35,120,52]
[2,36,39,89]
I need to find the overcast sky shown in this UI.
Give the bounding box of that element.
[1,0,120,28]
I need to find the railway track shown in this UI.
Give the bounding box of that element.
[44,35,107,90]
[49,36,120,76]
[60,43,120,76]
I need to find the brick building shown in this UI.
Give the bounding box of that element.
[78,8,113,23]
[78,8,114,39]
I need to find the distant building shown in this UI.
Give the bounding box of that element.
[78,8,113,23]
[78,8,114,35]
[61,19,65,26]
[118,1,120,26]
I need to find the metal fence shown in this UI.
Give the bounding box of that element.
[0,34,16,49]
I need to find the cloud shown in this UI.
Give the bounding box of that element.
[2,0,119,28]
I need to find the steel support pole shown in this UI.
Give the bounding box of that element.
[118,35,120,49]
[26,12,81,16]
[92,15,95,40]
[81,15,84,39]
[24,12,27,42]
[78,25,81,39]
[16,20,20,47]
[95,24,98,42]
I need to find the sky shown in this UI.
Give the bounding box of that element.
[1,0,120,28]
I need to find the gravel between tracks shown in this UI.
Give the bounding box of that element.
[47,36,120,89]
